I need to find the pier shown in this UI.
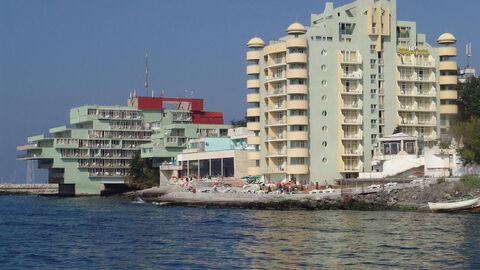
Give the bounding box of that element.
[0,184,58,195]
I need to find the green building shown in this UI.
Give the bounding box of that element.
[245,0,458,184]
[17,94,231,195]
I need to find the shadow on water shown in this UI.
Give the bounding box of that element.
[0,195,479,269]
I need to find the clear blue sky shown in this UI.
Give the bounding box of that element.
[1,0,479,182]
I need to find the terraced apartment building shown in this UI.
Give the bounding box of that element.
[17,94,230,195]
[245,0,458,183]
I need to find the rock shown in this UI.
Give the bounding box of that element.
[412,195,417,200]
[445,194,452,200]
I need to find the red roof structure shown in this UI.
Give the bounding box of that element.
[135,96,224,124]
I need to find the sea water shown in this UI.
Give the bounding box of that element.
[0,195,479,269]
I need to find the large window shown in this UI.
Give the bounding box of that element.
[383,142,400,155]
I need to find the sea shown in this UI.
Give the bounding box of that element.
[0,195,479,269]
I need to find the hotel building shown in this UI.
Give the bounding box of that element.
[17,94,231,195]
[245,0,458,183]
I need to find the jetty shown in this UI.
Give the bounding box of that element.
[0,184,58,195]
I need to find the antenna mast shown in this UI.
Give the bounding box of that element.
[466,42,472,67]
[145,49,149,96]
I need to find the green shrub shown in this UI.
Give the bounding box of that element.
[460,175,480,189]
[437,177,445,184]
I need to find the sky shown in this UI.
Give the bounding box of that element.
[1,0,479,183]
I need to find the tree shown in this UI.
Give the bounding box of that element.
[457,76,480,121]
[230,117,247,127]
[126,152,159,189]
[392,125,402,134]
[451,117,480,164]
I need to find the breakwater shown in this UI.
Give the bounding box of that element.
[0,184,58,195]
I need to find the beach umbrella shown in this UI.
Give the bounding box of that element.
[249,176,259,179]
[414,171,424,175]
[241,176,250,179]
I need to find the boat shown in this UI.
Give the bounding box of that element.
[428,196,480,212]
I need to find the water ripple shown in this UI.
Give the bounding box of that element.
[0,196,479,269]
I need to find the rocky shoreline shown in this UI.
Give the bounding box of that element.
[126,179,480,213]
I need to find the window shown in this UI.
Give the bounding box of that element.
[322,111,327,116]
[322,80,327,86]
[290,141,307,148]
[370,44,376,53]
[322,126,328,132]
[321,65,327,71]
[321,95,327,101]
[290,125,307,131]
[322,141,328,147]
[370,59,376,69]
[290,157,306,165]
[321,50,327,56]
[322,157,328,164]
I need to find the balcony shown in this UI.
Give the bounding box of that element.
[16,144,38,151]
[342,116,362,125]
[342,146,363,156]
[341,87,362,95]
[17,153,42,160]
[248,151,261,160]
[341,71,362,80]
[265,119,286,126]
[287,164,309,174]
[438,47,457,57]
[438,61,457,71]
[267,89,286,97]
[287,100,308,110]
[341,164,362,172]
[265,165,287,174]
[287,85,308,94]
[286,53,307,64]
[266,59,286,68]
[398,74,435,82]
[397,59,435,68]
[287,131,308,141]
[247,136,260,145]
[266,133,286,142]
[267,104,286,112]
[247,122,261,131]
[287,115,308,125]
[246,107,260,117]
[286,37,307,48]
[341,54,362,64]
[341,100,362,110]
[265,74,286,83]
[342,132,362,140]
[287,148,309,157]
[286,69,308,79]
[440,104,458,114]
[438,76,457,85]
[247,79,260,88]
[266,149,287,157]
[246,50,261,60]
[246,65,260,75]
[246,93,260,103]
[439,90,458,100]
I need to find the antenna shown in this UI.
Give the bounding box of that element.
[145,49,149,96]
[466,42,472,67]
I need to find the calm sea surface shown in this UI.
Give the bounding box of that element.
[0,195,479,269]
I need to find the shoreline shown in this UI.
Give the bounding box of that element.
[126,180,480,213]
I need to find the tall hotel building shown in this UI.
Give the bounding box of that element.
[245,0,458,183]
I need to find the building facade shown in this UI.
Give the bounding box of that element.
[245,0,458,184]
[18,94,231,195]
